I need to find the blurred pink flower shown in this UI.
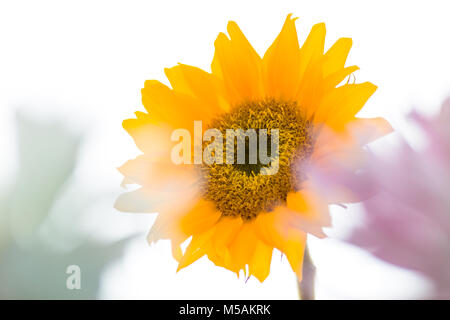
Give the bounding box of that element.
[308,98,450,298]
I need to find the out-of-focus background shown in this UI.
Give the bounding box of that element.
[0,0,449,299]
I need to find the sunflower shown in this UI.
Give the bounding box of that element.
[115,14,392,282]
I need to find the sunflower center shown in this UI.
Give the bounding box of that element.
[199,99,313,220]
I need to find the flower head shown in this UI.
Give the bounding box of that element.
[319,98,450,298]
[115,15,391,282]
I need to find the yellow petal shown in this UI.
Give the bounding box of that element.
[177,227,216,271]
[146,189,201,245]
[212,32,240,103]
[122,112,173,158]
[208,216,243,267]
[211,43,223,79]
[322,65,359,94]
[287,190,327,222]
[228,221,259,276]
[141,80,211,128]
[296,23,326,118]
[323,37,353,77]
[179,199,222,237]
[262,14,301,100]
[248,240,273,282]
[171,239,183,262]
[212,22,263,104]
[300,65,360,122]
[283,228,307,280]
[164,64,229,116]
[254,209,287,250]
[298,23,326,85]
[315,82,377,129]
[254,209,307,279]
[286,190,330,238]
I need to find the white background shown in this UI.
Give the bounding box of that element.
[1,0,449,299]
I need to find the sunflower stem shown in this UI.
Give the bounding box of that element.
[297,244,316,300]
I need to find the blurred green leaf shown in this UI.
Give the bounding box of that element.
[8,113,81,246]
[0,111,133,299]
[0,237,131,299]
